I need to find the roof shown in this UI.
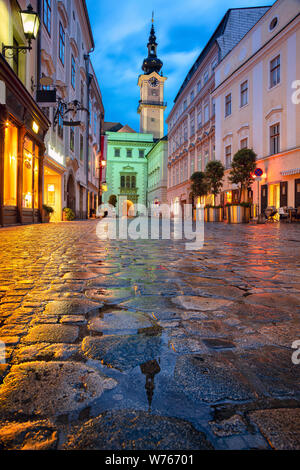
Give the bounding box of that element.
[118,125,136,133]
[104,122,123,132]
[174,6,270,103]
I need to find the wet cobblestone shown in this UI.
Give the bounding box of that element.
[0,220,299,450]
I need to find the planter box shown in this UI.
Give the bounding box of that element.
[205,207,223,222]
[41,210,50,223]
[227,205,250,224]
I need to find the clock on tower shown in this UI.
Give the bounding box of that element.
[137,17,167,140]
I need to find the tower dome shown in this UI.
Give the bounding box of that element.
[142,18,163,75]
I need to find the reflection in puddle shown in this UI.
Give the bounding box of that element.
[140,359,161,412]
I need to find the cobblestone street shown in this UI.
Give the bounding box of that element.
[0,220,299,450]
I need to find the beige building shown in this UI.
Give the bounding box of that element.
[166,6,270,216]
[213,0,300,213]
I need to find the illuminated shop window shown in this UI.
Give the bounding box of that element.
[4,123,18,206]
[34,154,39,208]
[23,138,33,208]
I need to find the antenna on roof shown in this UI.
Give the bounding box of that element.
[152,11,154,23]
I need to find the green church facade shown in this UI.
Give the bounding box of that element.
[103,131,154,208]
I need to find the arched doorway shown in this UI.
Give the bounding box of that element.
[67,173,76,213]
[122,199,135,217]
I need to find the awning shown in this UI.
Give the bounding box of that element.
[281,168,300,176]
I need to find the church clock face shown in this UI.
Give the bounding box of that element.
[149,77,159,87]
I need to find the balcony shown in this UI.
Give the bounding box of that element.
[138,100,167,112]
[120,187,138,195]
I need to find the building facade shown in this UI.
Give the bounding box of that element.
[0,0,50,227]
[103,128,154,212]
[166,6,270,216]
[213,0,300,213]
[39,0,104,221]
[147,136,168,208]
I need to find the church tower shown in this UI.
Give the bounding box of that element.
[138,16,167,140]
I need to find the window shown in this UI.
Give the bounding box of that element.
[212,99,215,116]
[269,17,278,31]
[183,125,188,142]
[190,156,195,176]
[139,149,145,158]
[3,123,17,206]
[114,148,120,157]
[59,22,65,65]
[212,58,218,71]
[204,150,209,168]
[94,112,97,136]
[43,0,51,35]
[183,100,187,110]
[212,145,215,160]
[80,135,84,161]
[197,110,202,129]
[203,70,209,84]
[270,55,280,88]
[204,104,209,123]
[197,80,201,92]
[190,116,195,136]
[198,154,202,171]
[23,137,34,208]
[71,55,76,88]
[80,81,84,104]
[58,112,63,139]
[241,138,248,149]
[131,175,136,189]
[240,80,248,107]
[225,93,232,117]
[126,149,132,158]
[190,90,194,103]
[270,123,280,155]
[121,176,125,188]
[70,127,75,152]
[126,176,130,188]
[225,145,231,169]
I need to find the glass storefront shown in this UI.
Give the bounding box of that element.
[22,136,39,209]
[3,123,17,206]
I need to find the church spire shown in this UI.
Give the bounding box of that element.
[142,14,163,75]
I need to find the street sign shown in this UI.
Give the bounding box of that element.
[254,168,263,177]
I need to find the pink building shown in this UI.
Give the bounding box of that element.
[166,6,270,215]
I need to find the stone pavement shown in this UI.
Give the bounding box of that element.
[0,220,299,450]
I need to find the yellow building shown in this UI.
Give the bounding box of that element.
[0,0,50,227]
[213,0,300,214]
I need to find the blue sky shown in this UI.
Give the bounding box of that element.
[86,0,270,131]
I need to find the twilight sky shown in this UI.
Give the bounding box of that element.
[86,0,270,131]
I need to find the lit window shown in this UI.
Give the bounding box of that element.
[270,123,280,155]
[43,0,51,35]
[270,55,280,88]
[59,22,65,65]
[23,137,34,208]
[3,124,17,206]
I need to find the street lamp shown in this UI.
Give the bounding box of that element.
[2,4,40,58]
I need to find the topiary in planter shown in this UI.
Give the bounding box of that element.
[63,207,75,221]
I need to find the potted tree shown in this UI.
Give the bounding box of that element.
[228,148,257,223]
[62,207,75,221]
[190,171,209,221]
[205,160,225,222]
[42,204,54,223]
